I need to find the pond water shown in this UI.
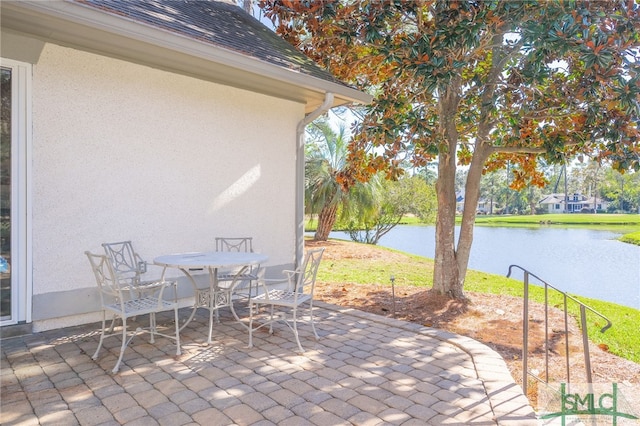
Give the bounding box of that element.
[328,226,640,310]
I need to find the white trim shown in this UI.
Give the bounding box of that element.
[0,57,32,326]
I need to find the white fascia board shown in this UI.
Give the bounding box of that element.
[2,1,372,111]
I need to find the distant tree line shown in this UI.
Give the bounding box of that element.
[464,159,640,215]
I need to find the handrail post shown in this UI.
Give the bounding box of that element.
[580,305,593,383]
[390,275,396,317]
[522,271,529,396]
[563,295,570,384]
[544,283,549,382]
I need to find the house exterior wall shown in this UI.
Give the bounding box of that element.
[29,43,302,330]
[539,193,609,214]
[546,203,562,213]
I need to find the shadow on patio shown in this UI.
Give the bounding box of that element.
[1,302,537,425]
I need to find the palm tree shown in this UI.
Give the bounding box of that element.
[305,119,377,241]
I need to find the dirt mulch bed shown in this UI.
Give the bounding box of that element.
[307,239,640,406]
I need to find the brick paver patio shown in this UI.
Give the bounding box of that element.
[1,302,537,425]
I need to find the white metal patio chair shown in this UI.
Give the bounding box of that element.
[86,251,181,373]
[102,240,174,298]
[215,237,259,300]
[248,248,324,353]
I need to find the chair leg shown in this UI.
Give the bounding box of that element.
[268,305,275,334]
[229,296,249,331]
[93,310,107,360]
[291,310,304,353]
[149,312,156,344]
[107,314,118,333]
[174,307,181,356]
[248,302,255,348]
[113,317,128,374]
[308,302,319,340]
[208,304,215,344]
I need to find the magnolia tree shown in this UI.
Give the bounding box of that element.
[261,0,640,298]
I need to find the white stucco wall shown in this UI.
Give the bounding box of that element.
[31,43,303,330]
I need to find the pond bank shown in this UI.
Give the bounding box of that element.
[620,230,640,245]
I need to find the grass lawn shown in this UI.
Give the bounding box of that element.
[475,213,640,225]
[474,213,640,242]
[620,231,640,246]
[307,213,640,237]
[316,241,640,364]
[473,213,640,231]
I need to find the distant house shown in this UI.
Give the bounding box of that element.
[476,199,495,215]
[456,192,465,212]
[0,0,371,332]
[456,192,497,214]
[538,193,608,213]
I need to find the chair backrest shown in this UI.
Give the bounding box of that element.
[215,237,253,253]
[294,248,325,296]
[102,240,145,282]
[85,251,123,302]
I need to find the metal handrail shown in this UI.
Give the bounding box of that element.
[506,265,612,396]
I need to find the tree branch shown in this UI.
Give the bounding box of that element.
[489,146,547,154]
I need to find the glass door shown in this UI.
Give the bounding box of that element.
[1,59,31,327]
[1,67,13,322]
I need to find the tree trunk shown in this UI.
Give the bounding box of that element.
[432,30,507,298]
[432,80,464,298]
[314,203,338,241]
[433,146,490,299]
[432,67,494,299]
[433,150,463,297]
[456,148,488,283]
[529,186,537,214]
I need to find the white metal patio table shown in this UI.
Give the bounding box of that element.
[154,251,268,344]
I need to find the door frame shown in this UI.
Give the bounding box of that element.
[1,58,32,327]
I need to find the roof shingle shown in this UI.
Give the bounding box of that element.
[74,0,347,86]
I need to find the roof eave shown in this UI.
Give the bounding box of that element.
[1,0,372,113]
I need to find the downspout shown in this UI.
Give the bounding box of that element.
[295,92,334,268]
